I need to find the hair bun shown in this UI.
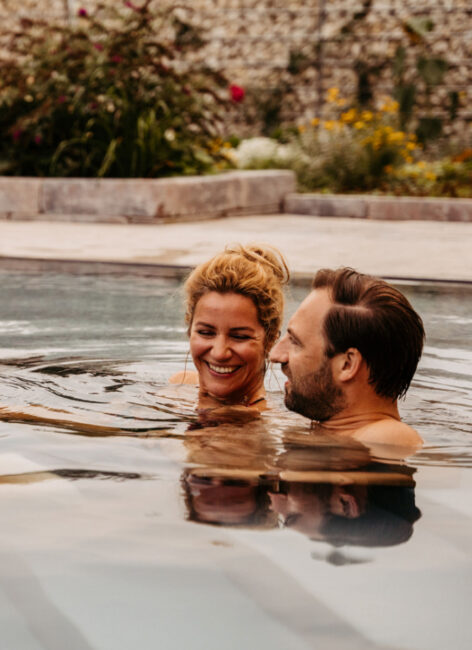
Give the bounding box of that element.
[225,243,290,286]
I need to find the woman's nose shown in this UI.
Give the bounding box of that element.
[212,336,232,360]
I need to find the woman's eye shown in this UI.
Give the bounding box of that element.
[197,330,214,337]
[231,334,250,340]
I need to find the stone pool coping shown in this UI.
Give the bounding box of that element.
[1,215,471,284]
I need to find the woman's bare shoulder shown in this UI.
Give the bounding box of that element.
[168,370,199,385]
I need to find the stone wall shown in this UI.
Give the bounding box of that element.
[1,0,471,136]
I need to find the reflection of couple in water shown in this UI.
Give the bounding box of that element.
[172,243,425,547]
[181,429,422,551]
[182,471,421,551]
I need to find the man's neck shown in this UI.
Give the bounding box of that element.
[317,397,401,435]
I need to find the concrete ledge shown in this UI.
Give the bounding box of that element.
[284,193,472,222]
[0,170,295,224]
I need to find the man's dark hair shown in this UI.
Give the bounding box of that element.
[313,267,425,400]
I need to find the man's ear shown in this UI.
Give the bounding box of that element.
[332,347,363,383]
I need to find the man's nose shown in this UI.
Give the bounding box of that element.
[270,335,288,363]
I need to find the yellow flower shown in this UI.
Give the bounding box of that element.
[354,121,365,130]
[416,161,426,169]
[404,155,413,163]
[387,131,405,144]
[406,142,416,150]
[297,124,306,133]
[340,108,356,123]
[323,120,336,131]
[310,117,320,126]
[336,98,347,107]
[223,141,232,148]
[425,172,437,181]
[384,165,393,174]
[361,110,374,121]
[326,87,339,103]
[380,99,399,113]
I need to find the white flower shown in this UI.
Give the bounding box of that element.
[231,137,297,168]
[164,128,176,142]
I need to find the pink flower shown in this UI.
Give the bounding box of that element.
[57,95,66,104]
[34,134,42,145]
[229,84,245,103]
[110,54,123,64]
[77,8,88,17]
[12,129,23,141]
[124,1,141,10]
[93,43,104,52]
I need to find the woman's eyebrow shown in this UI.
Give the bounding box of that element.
[229,326,256,333]
[194,321,215,328]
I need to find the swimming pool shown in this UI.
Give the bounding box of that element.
[1,270,471,649]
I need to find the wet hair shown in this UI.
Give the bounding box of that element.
[320,484,421,548]
[313,268,425,400]
[184,244,290,353]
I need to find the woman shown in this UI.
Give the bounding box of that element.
[170,244,289,412]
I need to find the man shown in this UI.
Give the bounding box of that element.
[270,267,425,452]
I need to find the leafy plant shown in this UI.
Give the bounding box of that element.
[290,92,419,193]
[0,1,232,177]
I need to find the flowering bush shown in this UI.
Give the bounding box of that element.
[385,158,472,198]
[0,1,232,177]
[289,90,420,192]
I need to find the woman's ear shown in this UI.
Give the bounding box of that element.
[332,347,364,383]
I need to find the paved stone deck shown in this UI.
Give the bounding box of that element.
[1,214,471,283]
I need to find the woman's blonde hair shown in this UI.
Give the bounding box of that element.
[184,244,289,353]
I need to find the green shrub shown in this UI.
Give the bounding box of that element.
[0,1,231,177]
[269,91,420,193]
[385,157,472,198]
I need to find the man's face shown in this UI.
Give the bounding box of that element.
[270,288,346,421]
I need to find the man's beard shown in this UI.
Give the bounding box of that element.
[285,357,346,422]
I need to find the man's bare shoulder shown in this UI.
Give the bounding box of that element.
[353,418,423,459]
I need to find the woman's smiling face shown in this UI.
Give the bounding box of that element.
[189,291,266,403]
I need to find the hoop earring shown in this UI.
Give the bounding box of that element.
[181,350,191,385]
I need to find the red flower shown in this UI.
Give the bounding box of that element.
[57,95,66,104]
[34,134,42,145]
[229,84,245,103]
[93,43,104,52]
[110,54,123,64]
[78,8,88,17]
[12,129,23,142]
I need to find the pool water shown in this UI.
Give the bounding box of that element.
[1,271,471,650]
